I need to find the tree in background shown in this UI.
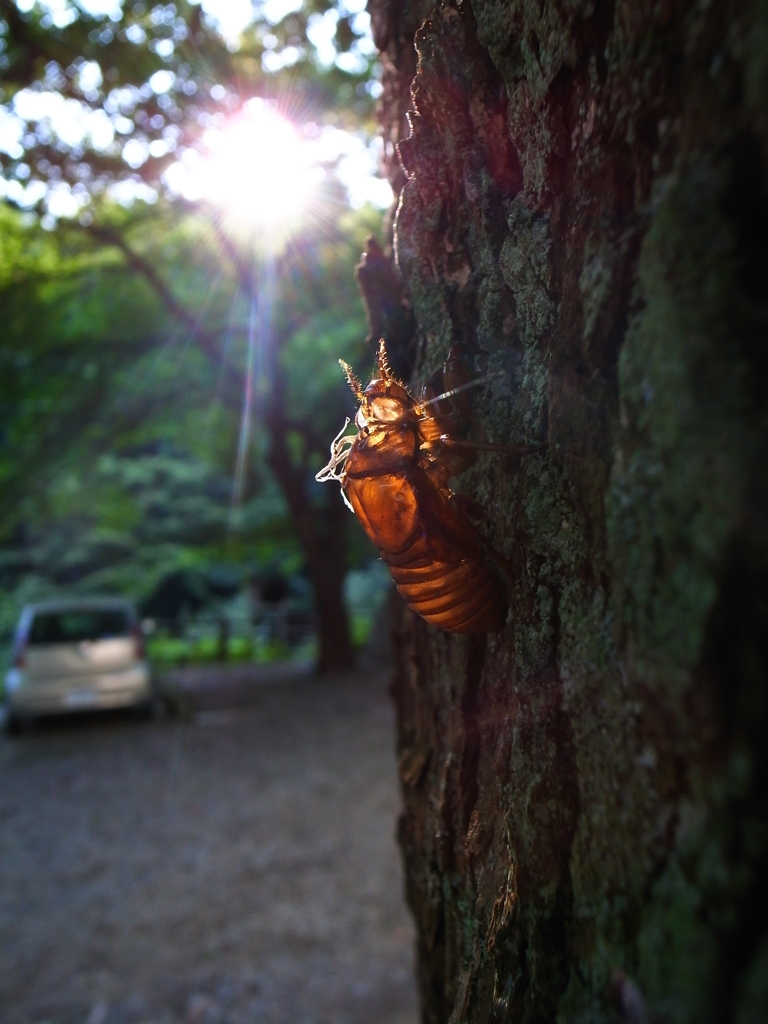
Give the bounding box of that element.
[368,0,768,1021]
[0,192,382,670]
[0,0,391,672]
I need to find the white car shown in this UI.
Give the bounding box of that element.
[5,599,152,732]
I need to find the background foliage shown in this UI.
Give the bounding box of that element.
[0,0,392,669]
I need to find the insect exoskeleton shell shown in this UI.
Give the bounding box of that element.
[316,339,507,634]
[344,461,506,633]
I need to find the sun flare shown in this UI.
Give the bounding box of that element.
[190,100,317,243]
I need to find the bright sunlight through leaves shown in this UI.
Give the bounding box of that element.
[179,100,319,244]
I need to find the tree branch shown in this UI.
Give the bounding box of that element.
[85,225,203,334]
[76,222,248,395]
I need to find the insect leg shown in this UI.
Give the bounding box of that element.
[419,374,503,412]
[444,489,518,581]
[438,436,546,456]
[450,492,485,522]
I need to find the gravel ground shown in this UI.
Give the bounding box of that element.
[0,666,418,1024]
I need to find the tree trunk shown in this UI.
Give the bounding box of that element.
[370,1,768,1020]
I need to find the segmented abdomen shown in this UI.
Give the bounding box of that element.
[386,549,504,633]
[343,451,506,634]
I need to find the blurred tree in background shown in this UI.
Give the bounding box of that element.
[0,0,393,672]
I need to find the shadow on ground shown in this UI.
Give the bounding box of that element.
[0,665,418,1024]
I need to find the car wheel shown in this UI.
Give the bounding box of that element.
[5,711,31,736]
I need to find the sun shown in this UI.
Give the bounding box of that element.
[189,100,317,246]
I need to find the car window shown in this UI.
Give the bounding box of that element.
[28,610,130,645]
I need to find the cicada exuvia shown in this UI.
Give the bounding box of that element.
[316,340,540,633]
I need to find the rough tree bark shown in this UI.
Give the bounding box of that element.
[366,0,768,1020]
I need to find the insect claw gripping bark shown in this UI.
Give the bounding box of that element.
[316,340,543,633]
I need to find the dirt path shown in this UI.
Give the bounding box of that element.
[0,667,418,1024]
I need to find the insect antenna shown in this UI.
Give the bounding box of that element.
[339,359,365,401]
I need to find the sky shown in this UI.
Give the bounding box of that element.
[0,0,393,222]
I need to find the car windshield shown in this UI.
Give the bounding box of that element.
[28,610,130,645]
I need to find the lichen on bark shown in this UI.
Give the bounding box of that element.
[368,0,768,1021]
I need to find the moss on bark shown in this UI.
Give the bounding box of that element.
[369,1,768,1021]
